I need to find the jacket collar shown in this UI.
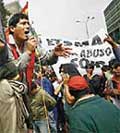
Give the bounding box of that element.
[8,34,16,45]
[72,94,95,109]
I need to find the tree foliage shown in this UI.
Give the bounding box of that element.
[0,0,10,27]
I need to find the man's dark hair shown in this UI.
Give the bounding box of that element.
[69,88,90,101]
[0,61,18,80]
[112,62,120,69]
[59,63,81,77]
[31,81,37,91]
[8,13,28,27]
[85,63,94,69]
[101,65,110,72]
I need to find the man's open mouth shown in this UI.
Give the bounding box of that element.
[25,31,29,35]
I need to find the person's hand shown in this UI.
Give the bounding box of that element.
[26,36,37,54]
[103,35,118,48]
[27,129,33,133]
[112,89,120,95]
[62,73,70,85]
[53,43,72,57]
[103,88,112,95]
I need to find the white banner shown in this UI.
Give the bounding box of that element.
[40,29,115,78]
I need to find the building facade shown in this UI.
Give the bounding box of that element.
[104,0,120,43]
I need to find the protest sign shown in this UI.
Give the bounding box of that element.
[40,29,115,78]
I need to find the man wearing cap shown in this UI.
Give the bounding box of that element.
[59,63,120,133]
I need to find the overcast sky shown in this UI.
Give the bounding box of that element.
[4,0,112,40]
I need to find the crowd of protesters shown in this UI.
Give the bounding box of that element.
[1,12,120,133]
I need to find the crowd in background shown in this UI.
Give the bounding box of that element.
[0,12,120,133]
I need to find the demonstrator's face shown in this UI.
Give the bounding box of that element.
[113,66,120,76]
[13,18,30,42]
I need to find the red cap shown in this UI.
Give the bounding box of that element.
[68,76,88,91]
